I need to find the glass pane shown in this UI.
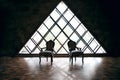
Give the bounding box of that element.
[54,40,61,52]
[32,48,40,54]
[76,24,86,36]
[64,42,69,52]
[58,47,67,54]
[32,32,41,43]
[57,32,67,44]
[70,16,79,28]
[77,41,85,50]
[64,9,74,21]
[57,1,67,14]
[84,48,92,53]
[39,40,46,48]
[94,45,99,52]
[38,24,48,36]
[93,39,100,51]
[63,25,73,36]
[50,9,60,21]
[57,18,67,29]
[44,16,54,28]
[70,33,79,42]
[51,25,61,36]
[83,32,92,43]
[25,40,35,51]
[19,47,29,54]
[45,32,55,41]
[96,47,106,53]
[89,40,98,50]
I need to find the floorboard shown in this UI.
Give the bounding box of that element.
[0,57,120,80]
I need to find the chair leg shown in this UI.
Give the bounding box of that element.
[46,57,48,62]
[71,56,73,64]
[39,57,41,64]
[69,56,72,62]
[75,57,76,62]
[82,56,84,65]
[51,55,53,64]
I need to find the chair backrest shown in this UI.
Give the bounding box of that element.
[46,40,55,51]
[68,40,76,51]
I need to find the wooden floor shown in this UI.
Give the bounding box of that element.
[0,57,120,80]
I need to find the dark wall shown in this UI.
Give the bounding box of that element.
[0,0,119,56]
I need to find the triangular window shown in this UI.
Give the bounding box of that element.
[19,1,106,54]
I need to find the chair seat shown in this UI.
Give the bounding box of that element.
[71,50,82,53]
[39,51,53,56]
[71,50,83,56]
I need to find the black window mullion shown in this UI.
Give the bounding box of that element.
[76,30,87,46]
[82,37,92,52]
[30,38,37,53]
[82,38,94,53]
[37,31,47,46]
[94,45,101,53]
[87,38,95,53]
[26,46,32,54]
[56,7,68,17]
[43,23,53,41]
[93,45,99,53]
[31,38,41,53]
[24,46,30,54]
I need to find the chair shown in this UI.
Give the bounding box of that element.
[39,40,55,64]
[68,40,84,64]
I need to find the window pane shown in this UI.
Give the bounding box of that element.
[39,40,46,48]
[32,48,40,54]
[38,24,48,36]
[93,39,100,51]
[89,40,98,50]
[57,32,67,44]
[70,33,79,42]
[57,1,67,14]
[70,16,79,28]
[77,41,85,50]
[57,18,67,29]
[19,47,29,54]
[63,25,73,36]
[51,25,61,36]
[54,40,61,52]
[50,9,60,21]
[45,32,55,41]
[64,42,69,52]
[76,24,87,35]
[64,9,74,21]
[83,32,92,43]
[32,32,41,43]
[84,48,92,53]
[25,40,35,51]
[96,47,106,53]
[44,16,54,28]
[58,47,67,54]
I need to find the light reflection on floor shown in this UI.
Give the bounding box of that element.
[24,57,102,80]
[1,57,120,80]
